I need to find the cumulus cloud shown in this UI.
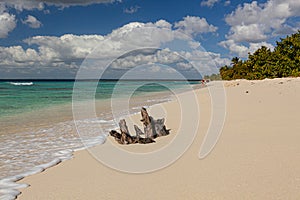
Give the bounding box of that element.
[174,16,218,36]
[155,20,172,29]
[24,34,105,60]
[219,39,274,57]
[220,0,300,58]
[201,0,219,7]
[0,16,226,78]
[110,49,186,70]
[227,23,268,43]
[180,50,231,74]
[0,11,16,38]
[226,0,300,41]
[22,15,42,28]
[0,46,39,65]
[108,47,230,77]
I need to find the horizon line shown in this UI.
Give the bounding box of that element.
[0,79,203,81]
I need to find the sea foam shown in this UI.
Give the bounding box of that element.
[0,118,111,200]
[0,158,64,200]
[9,82,33,86]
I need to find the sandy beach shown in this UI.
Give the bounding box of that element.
[17,78,300,199]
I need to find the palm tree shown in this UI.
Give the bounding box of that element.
[231,57,240,66]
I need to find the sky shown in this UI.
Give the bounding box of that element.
[0,0,299,79]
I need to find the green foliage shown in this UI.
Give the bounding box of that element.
[219,30,300,80]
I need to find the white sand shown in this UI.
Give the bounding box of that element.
[18,78,300,199]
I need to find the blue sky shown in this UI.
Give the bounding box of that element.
[0,0,299,79]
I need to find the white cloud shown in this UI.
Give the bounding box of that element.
[219,39,274,57]
[227,24,268,43]
[0,20,177,69]
[248,42,274,53]
[0,46,40,66]
[219,40,248,57]
[0,0,120,38]
[0,0,119,11]
[224,0,230,6]
[174,16,218,36]
[180,50,231,74]
[176,62,193,70]
[0,12,16,38]
[188,41,201,49]
[124,5,140,14]
[201,0,219,7]
[43,0,120,7]
[110,49,185,70]
[22,15,42,28]
[149,65,161,72]
[155,19,172,29]
[0,16,225,77]
[106,47,230,76]
[220,0,300,58]
[24,34,105,60]
[225,0,300,41]
[1,0,44,11]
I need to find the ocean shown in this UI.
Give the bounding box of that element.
[0,80,200,199]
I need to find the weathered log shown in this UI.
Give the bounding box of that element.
[153,118,170,137]
[109,130,122,144]
[109,107,170,145]
[119,119,134,144]
[140,107,151,125]
[140,107,170,138]
[109,119,155,144]
[134,125,143,139]
[119,119,129,134]
[137,137,156,144]
[140,107,154,138]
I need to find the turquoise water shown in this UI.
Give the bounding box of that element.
[0,81,73,117]
[0,80,201,199]
[0,81,199,118]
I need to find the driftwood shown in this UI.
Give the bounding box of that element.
[109,107,170,145]
[140,107,170,139]
[140,107,154,139]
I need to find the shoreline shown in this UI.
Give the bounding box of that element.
[0,81,199,135]
[0,82,202,200]
[9,77,300,199]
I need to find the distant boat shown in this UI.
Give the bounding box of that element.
[9,82,34,86]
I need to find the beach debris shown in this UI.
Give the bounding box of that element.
[109,107,170,145]
[246,90,249,93]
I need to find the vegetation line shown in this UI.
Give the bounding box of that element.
[219,30,300,80]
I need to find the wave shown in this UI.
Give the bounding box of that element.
[0,157,65,200]
[0,86,180,199]
[0,118,110,200]
[9,82,33,86]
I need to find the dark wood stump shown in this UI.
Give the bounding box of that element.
[109,107,170,145]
